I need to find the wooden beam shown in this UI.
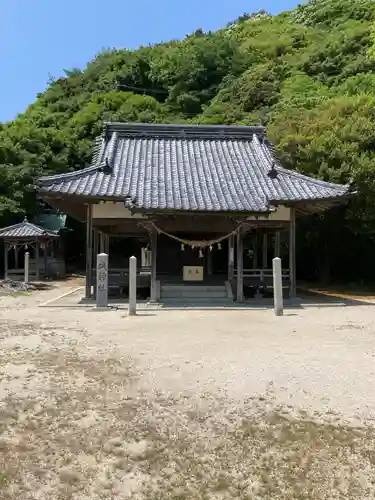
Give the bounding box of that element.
[35,240,40,281]
[236,229,244,302]
[14,246,18,269]
[44,242,48,279]
[4,243,8,280]
[274,232,280,258]
[150,229,158,302]
[93,230,98,260]
[289,207,296,297]
[99,232,105,253]
[105,234,110,255]
[85,204,93,299]
[252,235,258,269]
[228,234,234,281]
[207,247,213,276]
[262,233,267,269]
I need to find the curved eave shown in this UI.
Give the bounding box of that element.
[289,192,355,216]
[38,187,353,218]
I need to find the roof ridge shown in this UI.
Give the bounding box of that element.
[105,122,266,140]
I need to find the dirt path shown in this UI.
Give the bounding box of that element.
[1,284,375,499]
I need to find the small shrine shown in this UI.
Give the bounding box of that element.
[0,217,61,280]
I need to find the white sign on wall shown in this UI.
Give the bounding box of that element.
[183,266,204,281]
[141,248,152,268]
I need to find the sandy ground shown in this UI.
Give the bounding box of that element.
[1,282,375,499]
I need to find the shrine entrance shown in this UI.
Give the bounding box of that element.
[156,233,228,285]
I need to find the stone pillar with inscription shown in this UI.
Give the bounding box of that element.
[96,253,108,308]
[129,256,137,316]
[273,257,283,316]
[24,251,30,284]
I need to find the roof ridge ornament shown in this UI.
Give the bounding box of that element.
[267,162,279,179]
[124,195,137,212]
[99,158,112,175]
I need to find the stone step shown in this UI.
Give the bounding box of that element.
[161,285,226,292]
[160,297,234,306]
[160,284,228,299]
[161,291,228,299]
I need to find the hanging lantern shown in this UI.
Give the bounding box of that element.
[181,243,185,251]
[199,249,203,258]
[218,243,222,250]
[209,245,213,251]
[24,244,28,250]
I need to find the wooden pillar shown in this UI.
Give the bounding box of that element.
[252,235,258,269]
[150,230,158,302]
[105,234,109,255]
[207,248,213,276]
[4,243,8,279]
[228,235,235,281]
[85,204,93,299]
[99,232,105,253]
[92,230,98,296]
[44,241,48,279]
[274,232,281,258]
[14,246,19,269]
[236,229,244,302]
[93,230,98,262]
[289,207,296,298]
[35,240,40,281]
[262,233,268,269]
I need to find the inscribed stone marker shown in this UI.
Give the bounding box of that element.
[96,253,108,308]
[129,256,137,316]
[24,252,29,284]
[273,257,283,316]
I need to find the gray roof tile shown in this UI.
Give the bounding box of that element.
[0,218,58,239]
[37,123,350,212]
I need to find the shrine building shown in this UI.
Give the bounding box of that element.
[36,122,351,303]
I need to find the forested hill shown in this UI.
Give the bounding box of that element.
[1,0,375,282]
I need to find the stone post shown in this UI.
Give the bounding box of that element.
[129,256,137,316]
[96,253,108,308]
[273,257,283,316]
[24,252,30,283]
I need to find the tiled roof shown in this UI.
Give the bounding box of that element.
[0,217,58,239]
[37,123,350,213]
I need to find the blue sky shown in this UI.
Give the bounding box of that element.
[0,0,300,122]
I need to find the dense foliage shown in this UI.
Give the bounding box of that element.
[1,0,375,283]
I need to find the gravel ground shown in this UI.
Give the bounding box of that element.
[1,284,375,499]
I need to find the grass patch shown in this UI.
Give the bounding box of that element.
[0,472,8,488]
